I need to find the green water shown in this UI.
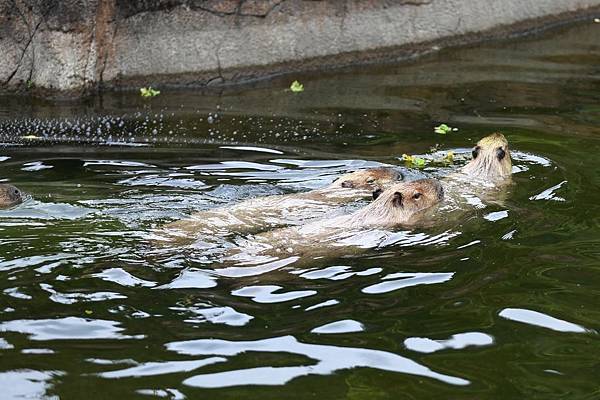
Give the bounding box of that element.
[1,21,600,399]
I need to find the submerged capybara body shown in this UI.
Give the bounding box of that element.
[155,133,513,255]
[0,184,23,208]
[156,167,403,242]
[225,179,444,262]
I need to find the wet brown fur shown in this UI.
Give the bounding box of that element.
[347,179,444,228]
[460,132,512,182]
[330,167,403,191]
[0,184,23,208]
[157,167,403,242]
[226,179,445,262]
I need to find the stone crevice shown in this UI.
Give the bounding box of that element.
[192,0,288,19]
[2,8,44,86]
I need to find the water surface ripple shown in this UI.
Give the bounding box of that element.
[1,21,600,399]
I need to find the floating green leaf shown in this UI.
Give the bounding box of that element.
[402,154,426,167]
[434,123,454,134]
[140,87,160,98]
[290,80,304,93]
[84,310,93,315]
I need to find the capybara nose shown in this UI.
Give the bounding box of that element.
[341,181,354,188]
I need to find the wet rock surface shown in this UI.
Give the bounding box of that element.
[1,0,599,97]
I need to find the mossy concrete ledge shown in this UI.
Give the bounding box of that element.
[1,0,599,97]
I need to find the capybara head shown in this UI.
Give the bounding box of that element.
[356,179,443,226]
[334,167,403,191]
[0,184,23,208]
[461,133,512,181]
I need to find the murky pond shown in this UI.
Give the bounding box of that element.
[1,21,600,399]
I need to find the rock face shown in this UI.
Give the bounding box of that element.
[0,0,111,95]
[1,0,599,97]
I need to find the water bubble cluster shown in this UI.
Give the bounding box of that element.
[0,108,368,148]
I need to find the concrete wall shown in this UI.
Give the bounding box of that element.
[1,0,599,97]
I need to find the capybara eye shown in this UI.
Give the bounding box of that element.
[372,188,383,200]
[366,178,375,184]
[392,192,403,207]
[413,192,422,200]
[341,180,354,188]
[472,146,480,159]
[13,189,20,196]
[496,147,506,161]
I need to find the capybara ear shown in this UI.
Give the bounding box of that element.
[436,183,444,200]
[472,146,480,159]
[392,191,403,207]
[341,180,354,188]
[372,188,383,200]
[496,147,506,160]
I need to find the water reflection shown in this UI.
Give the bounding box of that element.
[0,370,61,399]
[40,283,127,305]
[0,317,144,340]
[0,200,92,220]
[231,285,317,304]
[362,272,454,294]
[311,319,365,334]
[404,332,494,353]
[171,304,253,327]
[21,348,55,354]
[155,269,217,289]
[0,338,14,349]
[529,181,567,202]
[299,265,382,280]
[483,210,509,221]
[97,358,226,379]
[167,335,470,387]
[304,299,340,311]
[498,308,592,333]
[136,388,186,399]
[92,268,157,288]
